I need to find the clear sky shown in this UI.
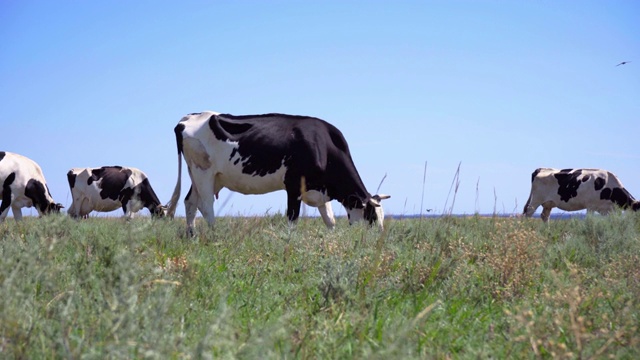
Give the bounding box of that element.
[2,1,639,219]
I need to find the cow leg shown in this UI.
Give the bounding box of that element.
[68,195,84,218]
[184,186,199,235]
[0,199,11,222]
[284,175,303,224]
[299,186,334,228]
[0,207,9,222]
[196,186,215,226]
[125,198,145,218]
[286,190,302,223]
[0,203,9,222]
[318,202,336,229]
[121,196,134,219]
[541,206,552,222]
[79,198,93,218]
[67,200,78,218]
[186,166,216,228]
[11,205,23,221]
[0,186,11,222]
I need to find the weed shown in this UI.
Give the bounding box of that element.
[1,215,638,358]
[507,264,640,358]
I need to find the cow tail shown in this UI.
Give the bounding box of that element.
[167,124,185,218]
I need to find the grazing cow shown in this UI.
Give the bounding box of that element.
[523,168,640,221]
[67,166,167,218]
[0,151,63,221]
[167,111,390,234]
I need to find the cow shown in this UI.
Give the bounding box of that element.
[523,168,640,221]
[67,166,167,218]
[0,151,63,221]
[167,111,390,234]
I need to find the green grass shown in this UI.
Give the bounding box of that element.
[1,212,639,359]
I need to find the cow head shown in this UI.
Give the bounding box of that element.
[346,194,391,230]
[46,202,64,214]
[150,204,168,218]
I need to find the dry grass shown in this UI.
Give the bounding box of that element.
[450,220,545,300]
[508,264,639,358]
[1,213,639,358]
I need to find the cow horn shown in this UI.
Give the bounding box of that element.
[368,194,390,207]
[372,194,391,201]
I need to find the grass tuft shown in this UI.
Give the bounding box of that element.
[1,213,639,358]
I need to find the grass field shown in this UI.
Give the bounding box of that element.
[1,213,639,359]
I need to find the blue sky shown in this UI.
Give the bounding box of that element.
[2,1,639,218]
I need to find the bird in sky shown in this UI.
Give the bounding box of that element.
[616,61,631,66]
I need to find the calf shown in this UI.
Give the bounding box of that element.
[167,111,390,234]
[523,168,640,221]
[0,151,63,221]
[67,166,167,218]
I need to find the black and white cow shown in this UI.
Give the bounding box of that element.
[523,168,640,221]
[67,166,167,218]
[167,111,390,233]
[0,151,63,221]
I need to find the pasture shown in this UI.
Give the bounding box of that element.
[1,213,639,358]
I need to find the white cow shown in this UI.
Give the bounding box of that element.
[167,111,390,234]
[0,151,63,221]
[67,166,167,218]
[523,168,640,221]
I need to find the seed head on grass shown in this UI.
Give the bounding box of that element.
[450,220,544,300]
[507,262,640,358]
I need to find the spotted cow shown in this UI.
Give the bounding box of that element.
[167,111,390,234]
[523,168,640,221]
[0,151,63,221]
[67,166,167,218]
